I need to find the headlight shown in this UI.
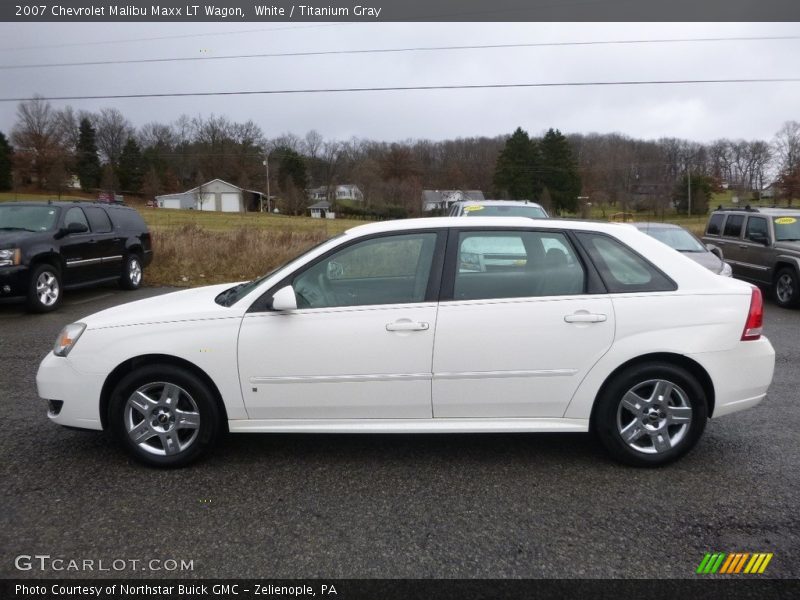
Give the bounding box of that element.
[720,262,733,277]
[0,248,21,267]
[53,322,86,357]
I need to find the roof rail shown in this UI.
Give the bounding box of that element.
[714,205,760,212]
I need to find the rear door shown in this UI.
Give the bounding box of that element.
[717,214,747,277]
[432,228,615,418]
[83,206,122,277]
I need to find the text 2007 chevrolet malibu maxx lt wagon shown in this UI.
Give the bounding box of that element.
[37,217,775,468]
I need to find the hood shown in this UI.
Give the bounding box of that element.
[81,283,246,329]
[0,229,52,248]
[681,250,724,273]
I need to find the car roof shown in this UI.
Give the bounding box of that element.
[0,200,130,209]
[345,216,633,236]
[712,207,800,216]
[632,222,686,230]
[454,200,544,207]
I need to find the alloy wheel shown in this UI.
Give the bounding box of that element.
[36,271,60,306]
[616,379,693,454]
[776,273,794,304]
[129,258,142,286]
[124,382,200,456]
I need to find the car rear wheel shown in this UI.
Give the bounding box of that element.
[109,365,220,468]
[774,267,800,308]
[119,254,143,290]
[27,263,62,313]
[594,362,707,467]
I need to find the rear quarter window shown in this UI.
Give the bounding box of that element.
[575,232,676,293]
[107,207,148,231]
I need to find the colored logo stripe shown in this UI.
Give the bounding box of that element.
[697,552,773,574]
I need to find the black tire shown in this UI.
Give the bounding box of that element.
[26,263,63,313]
[593,362,708,467]
[773,267,800,309]
[119,253,143,291]
[109,365,221,468]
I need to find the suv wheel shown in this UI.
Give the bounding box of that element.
[774,267,799,308]
[27,263,62,312]
[109,365,221,468]
[119,254,143,290]
[594,362,707,467]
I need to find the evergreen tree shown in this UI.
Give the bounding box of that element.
[0,131,12,191]
[118,138,145,192]
[540,128,581,214]
[673,174,712,215]
[76,118,101,192]
[493,127,541,199]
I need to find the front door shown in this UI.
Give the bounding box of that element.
[432,229,615,418]
[60,207,103,285]
[238,231,443,420]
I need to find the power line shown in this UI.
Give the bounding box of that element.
[3,35,798,71]
[0,22,357,52]
[3,78,798,103]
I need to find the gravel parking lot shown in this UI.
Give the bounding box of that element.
[1,285,798,579]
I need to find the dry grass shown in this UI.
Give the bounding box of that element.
[147,224,328,287]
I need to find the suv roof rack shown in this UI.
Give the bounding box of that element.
[714,205,760,212]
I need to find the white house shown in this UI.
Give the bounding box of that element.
[156,179,265,213]
[306,184,364,204]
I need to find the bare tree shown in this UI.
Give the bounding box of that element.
[11,96,67,185]
[95,108,134,166]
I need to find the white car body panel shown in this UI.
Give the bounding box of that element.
[36,217,775,438]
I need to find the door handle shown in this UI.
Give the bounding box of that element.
[739,244,748,249]
[386,320,430,332]
[564,313,607,323]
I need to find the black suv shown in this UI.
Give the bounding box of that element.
[0,201,153,312]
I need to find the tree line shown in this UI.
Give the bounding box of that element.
[0,95,797,216]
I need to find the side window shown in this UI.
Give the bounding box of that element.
[63,207,89,230]
[723,214,744,238]
[453,230,585,300]
[84,207,112,233]
[292,233,437,309]
[706,213,724,236]
[575,232,676,293]
[745,217,769,243]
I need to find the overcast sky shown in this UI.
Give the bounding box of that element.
[0,21,797,144]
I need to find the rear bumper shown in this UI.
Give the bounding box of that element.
[0,265,30,297]
[36,351,104,431]
[688,337,775,418]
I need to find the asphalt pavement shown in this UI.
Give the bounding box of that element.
[1,284,798,579]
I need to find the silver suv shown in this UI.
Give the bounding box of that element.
[702,207,800,308]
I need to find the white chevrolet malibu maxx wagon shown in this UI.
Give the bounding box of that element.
[37,217,775,467]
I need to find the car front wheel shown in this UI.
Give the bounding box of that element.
[119,254,143,290]
[27,263,62,313]
[109,365,221,467]
[774,267,799,308]
[594,362,707,467]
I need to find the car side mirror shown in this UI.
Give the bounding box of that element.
[270,285,297,311]
[66,222,88,235]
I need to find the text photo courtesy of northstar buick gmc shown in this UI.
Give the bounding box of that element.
[36,217,774,468]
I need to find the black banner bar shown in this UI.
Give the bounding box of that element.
[3,579,800,600]
[2,0,800,23]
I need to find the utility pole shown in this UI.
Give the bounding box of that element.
[262,151,271,213]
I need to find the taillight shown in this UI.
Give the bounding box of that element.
[741,286,763,341]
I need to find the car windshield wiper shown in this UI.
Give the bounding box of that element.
[0,226,35,232]
[215,283,247,307]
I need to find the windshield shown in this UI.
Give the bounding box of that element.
[215,234,344,307]
[773,216,800,241]
[463,204,547,218]
[0,205,59,232]
[642,227,706,252]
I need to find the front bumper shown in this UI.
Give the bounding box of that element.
[689,336,775,418]
[0,265,30,297]
[36,351,105,430]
